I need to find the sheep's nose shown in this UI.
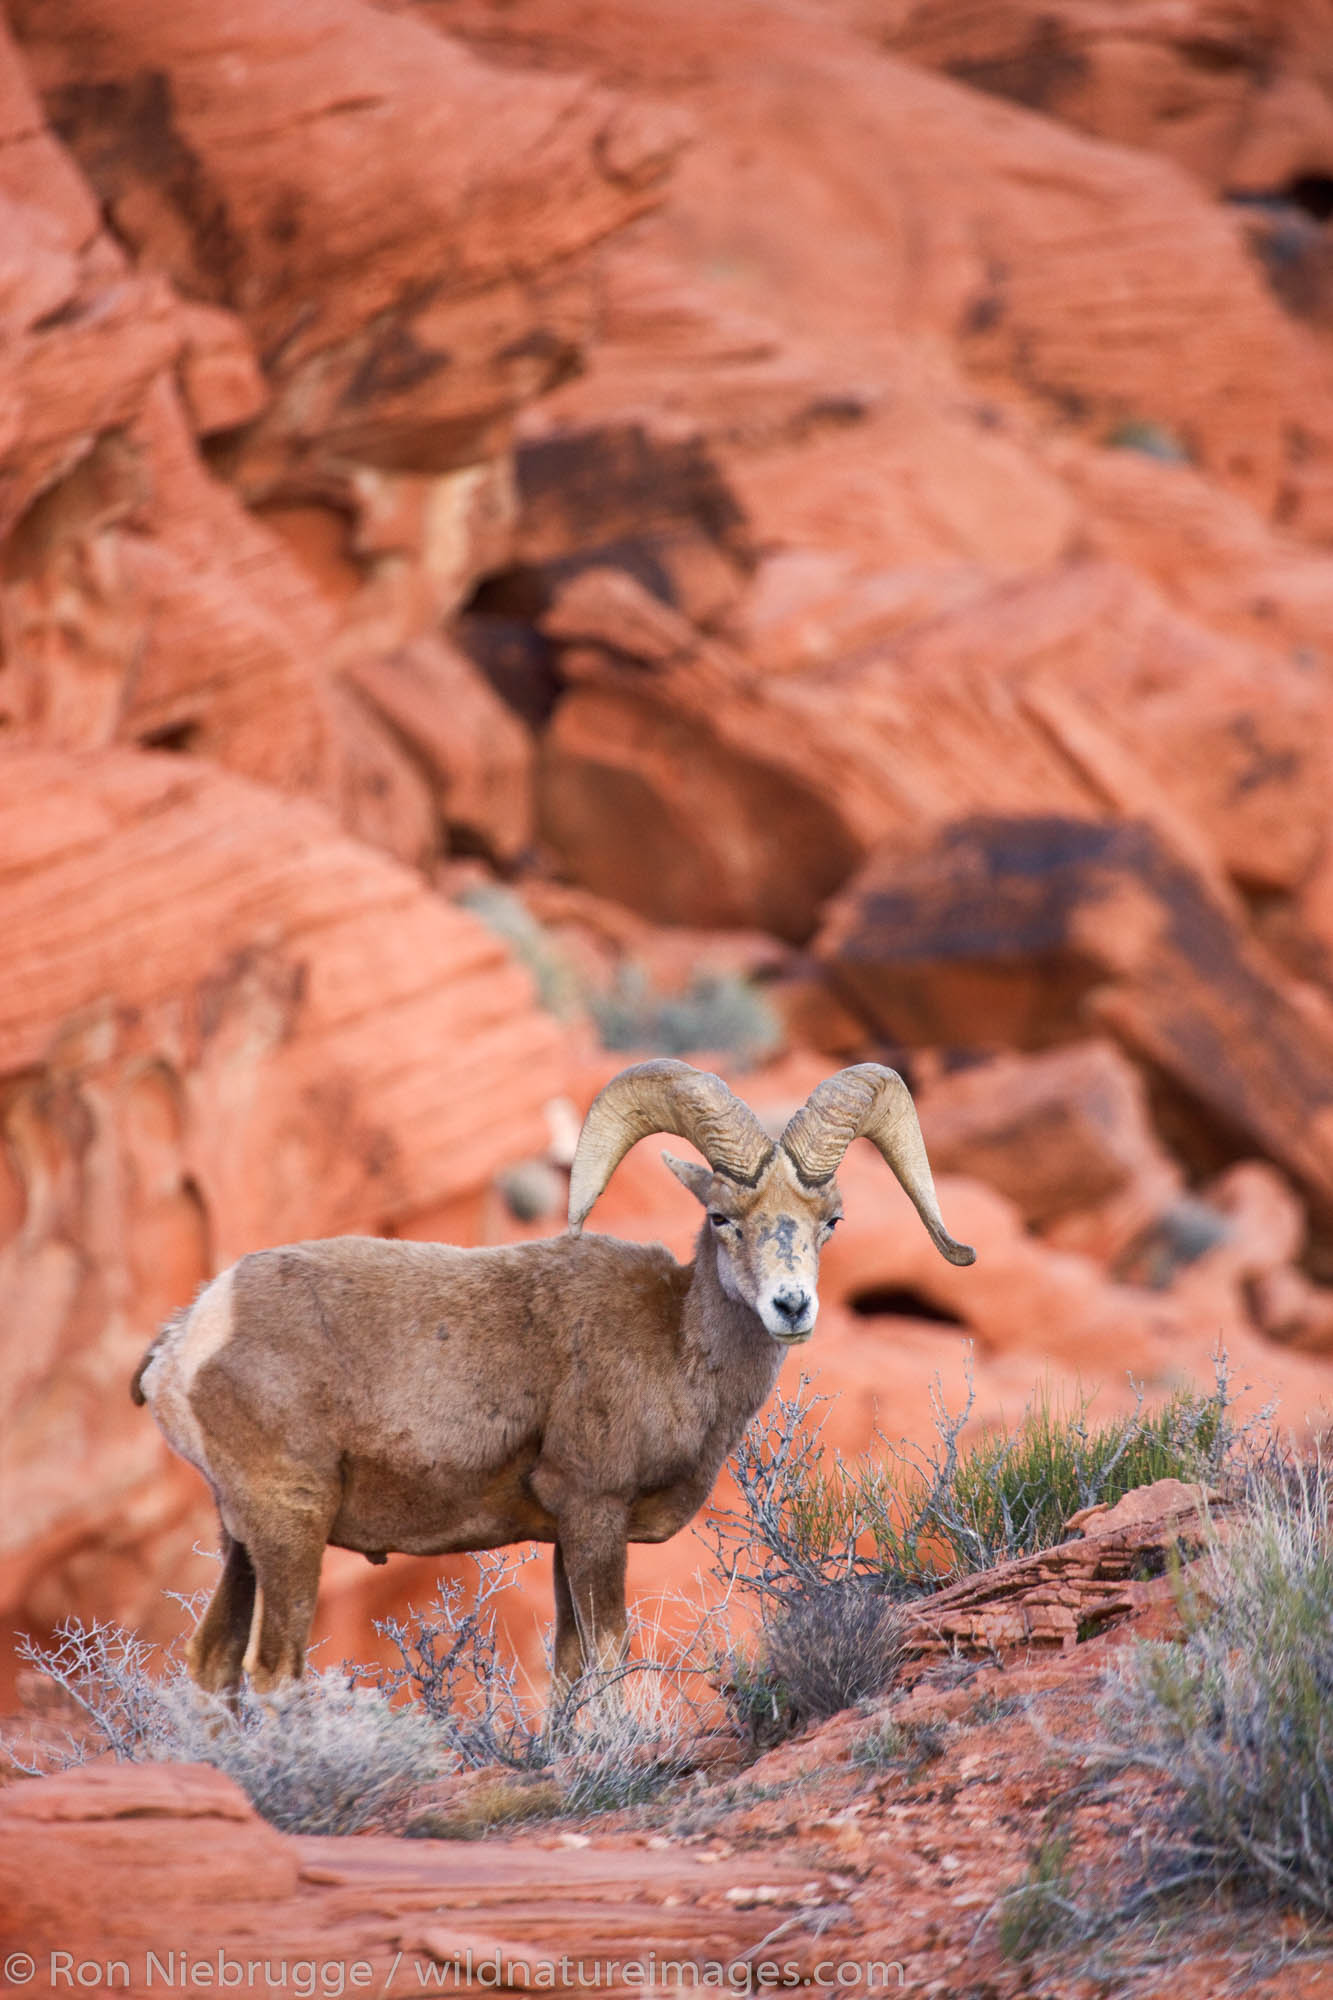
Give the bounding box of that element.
[772,1287,811,1325]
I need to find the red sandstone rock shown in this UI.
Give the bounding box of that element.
[1159,1160,1333,1351]
[918,1041,1181,1241]
[338,457,520,642]
[537,619,1109,937]
[758,963,870,1062]
[450,0,1333,528]
[902,1477,1229,1655]
[818,815,1333,1234]
[538,651,873,940]
[328,681,440,871]
[725,549,993,677]
[12,0,686,476]
[538,542,1333,939]
[0,747,568,1643]
[345,637,536,864]
[1067,1477,1224,1539]
[0,1764,301,1949]
[999,563,1333,897]
[3,381,347,807]
[0,0,691,896]
[880,0,1333,201]
[173,302,268,438]
[1208,1161,1310,1274]
[508,416,754,628]
[0,18,180,536]
[0,1760,846,1994]
[1051,438,1333,665]
[543,565,697,663]
[1248,1265,1333,1353]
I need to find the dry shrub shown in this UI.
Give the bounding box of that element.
[8,1619,444,1835]
[1101,1459,1333,1915]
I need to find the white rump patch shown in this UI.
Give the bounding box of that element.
[139,1266,235,1481]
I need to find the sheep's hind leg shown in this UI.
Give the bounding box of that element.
[243,1498,335,1693]
[186,1531,256,1696]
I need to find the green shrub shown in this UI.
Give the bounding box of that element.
[456,884,783,1064]
[850,1716,945,1773]
[938,1377,1230,1571]
[455,884,580,1018]
[1103,418,1191,464]
[709,1356,1248,1606]
[590,965,781,1064]
[997,1831,1079,1959]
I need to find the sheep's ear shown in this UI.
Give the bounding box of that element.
[663,1152,715,1206]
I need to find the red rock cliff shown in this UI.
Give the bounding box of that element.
[4,0,1333,1676]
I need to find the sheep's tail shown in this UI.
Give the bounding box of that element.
[130,1312,182,1405]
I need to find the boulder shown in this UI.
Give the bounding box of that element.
[539,546,1333,936]
[542,565,697,664]
[536,593,1108,938]
[538,649,873,941]
[502,416,754,637]
[173,301,268,438]
[902,1478,1229,1657]
[514,420,751,571]
[1247,1265,1333,1354]
[918,1040,1181,1251]
[1145,1160,1321,1343]
[0,1764,299,1947]
[344,637,536,864]
[818,814,1333,1231]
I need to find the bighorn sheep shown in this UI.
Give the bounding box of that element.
[131,1061,973,1693]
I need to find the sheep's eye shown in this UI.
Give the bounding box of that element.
[708,1211,733,1230]
[825,1215,842,1231]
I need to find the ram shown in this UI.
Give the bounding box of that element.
[132,1059,973,1692]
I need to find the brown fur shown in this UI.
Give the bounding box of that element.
[133,1152,846,1693]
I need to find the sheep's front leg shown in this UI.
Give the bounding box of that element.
[552,1543,581,1688]
[242,1500,335,1693]
[553,1497,629,1687]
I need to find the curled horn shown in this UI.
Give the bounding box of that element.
[568,1059,775,1234]
[781,1064,976,1266]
